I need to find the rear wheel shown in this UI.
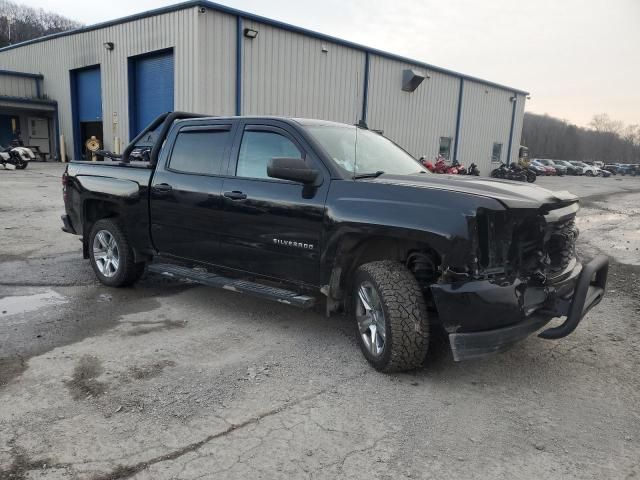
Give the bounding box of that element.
[15,159,28,169]
[352,261,429,372]
[89,219,145,287]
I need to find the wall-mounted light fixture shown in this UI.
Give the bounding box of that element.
[321,44,329,53]
[103,42,114,51]
[510,96,517,102]
[244,28,258,39]
[526,95,531,100]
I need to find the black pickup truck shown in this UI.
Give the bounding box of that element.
[61,112,608,372]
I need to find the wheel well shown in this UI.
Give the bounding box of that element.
[329,235,441,311]
[82,200,120,258]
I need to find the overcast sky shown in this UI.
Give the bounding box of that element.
[17,0,639,127]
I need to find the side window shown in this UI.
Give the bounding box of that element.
[236,130,301,180]
[438,137,452,160]
[169,129,231,175]
[492,142,503,163]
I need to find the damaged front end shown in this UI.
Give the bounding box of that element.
[431,199,608,361]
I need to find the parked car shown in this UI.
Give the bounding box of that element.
[528,161,547,176]
[60,112,609,372]
[531,159,556,175]
[616,164,638,176]
[596,168,611,178]
[602,164,619,175]
[569,161,599,177]
[553,160,582,175]
[535,159,567,176]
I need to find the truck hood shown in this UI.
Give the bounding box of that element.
[370,173,578,209]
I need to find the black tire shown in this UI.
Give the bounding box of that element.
[490,169,503,179]
[15,160,27,169]
[352,261,429,372]
[526,170,536,183]
[585,170,594,177]
[89,218,145,287]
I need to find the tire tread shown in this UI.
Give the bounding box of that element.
[355,261,429,372]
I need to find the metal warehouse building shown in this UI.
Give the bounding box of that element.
[0,0,528,174]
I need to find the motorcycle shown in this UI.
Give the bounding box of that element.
[518,158,536,183]
[422,155,460,174]
[452,159,468,175]
[1,145,35,170]
[466,163,480,176]
[490,162,528,182]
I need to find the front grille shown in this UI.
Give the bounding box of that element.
[475,209,578,281]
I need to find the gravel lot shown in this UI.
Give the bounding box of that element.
[1,163,639,479]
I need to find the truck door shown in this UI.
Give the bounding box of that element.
[149,119,236,263]
[218,121,330,287]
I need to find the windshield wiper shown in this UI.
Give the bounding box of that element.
[353,170,385,180]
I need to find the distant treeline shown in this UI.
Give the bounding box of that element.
[522,112,640,164]
[0,0,81,48]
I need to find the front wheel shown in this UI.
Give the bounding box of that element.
[89,218,145,287]
[526,170,536,183]
[352,261,429,372]
[586,170,594,177]
[15,160,28,169]
[490,169,503,178]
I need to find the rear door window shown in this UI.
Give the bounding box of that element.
[169,128,231,175]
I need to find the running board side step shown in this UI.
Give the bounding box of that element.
[147,263,316,309]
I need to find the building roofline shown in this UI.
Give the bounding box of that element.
[0,0,529,96]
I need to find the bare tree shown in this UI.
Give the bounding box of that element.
[0,0,82,48]
[522,112,640,164]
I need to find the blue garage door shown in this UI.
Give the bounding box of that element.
[131,50,174,136]
[74,66,102,122]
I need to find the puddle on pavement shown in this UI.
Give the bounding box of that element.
[577,205,640,266]
[0,290,67,316]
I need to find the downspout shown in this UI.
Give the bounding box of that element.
[453,78,464,163]
[53,103,61,161]
[360,51,370,125]
[507,93,517,165]
[236,16,243,116]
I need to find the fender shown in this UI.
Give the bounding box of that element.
[320,179,507,287]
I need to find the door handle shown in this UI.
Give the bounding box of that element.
[152,183,173,193]
[224,191,247,200]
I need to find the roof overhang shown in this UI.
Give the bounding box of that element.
[0,96,57,112]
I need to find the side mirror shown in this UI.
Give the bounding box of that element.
[267,157,318,184]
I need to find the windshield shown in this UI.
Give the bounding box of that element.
[304,124,428,177]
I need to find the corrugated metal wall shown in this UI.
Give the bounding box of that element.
[367,56,459,159]
[0,4,525,170]
[241,20,365,124]
[196,10,236,117]
[0,7,218,153]
[0,75,38,98]
[457,81,515,174]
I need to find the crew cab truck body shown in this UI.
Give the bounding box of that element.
[61,112,608,371]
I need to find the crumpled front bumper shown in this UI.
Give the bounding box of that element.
[431,255,609,361]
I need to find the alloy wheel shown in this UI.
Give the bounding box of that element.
[355,281,387,356]
[93,230,120,278]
